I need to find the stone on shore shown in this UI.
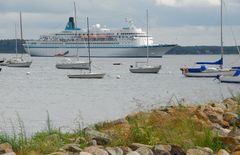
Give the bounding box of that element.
[153,144,171,155]
[84,128,111,145]
[126,151,140,155]
[186,147,213,155]
[223,98,238,112]
[0,143,13,153]
[129,143,152,151]
[47,152,69,155]
[105,147,123,155]
[83,146,108,155]
[170,145,186,155]
[62,144,82,153]
[135,147,154,155]
[79,152,93,155]
[216,149,230,155]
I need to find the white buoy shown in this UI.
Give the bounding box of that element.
[116,75,121,79]
[26,71,30,75]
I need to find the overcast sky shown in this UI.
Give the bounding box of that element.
[0,0,239,46]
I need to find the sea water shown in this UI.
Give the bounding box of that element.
[0,54,239,133]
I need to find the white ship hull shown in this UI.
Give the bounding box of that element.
[24,45,175,57]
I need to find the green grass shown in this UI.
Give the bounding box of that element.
[2,96,240,154]
[96,106,225,151]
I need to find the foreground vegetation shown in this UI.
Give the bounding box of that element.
[0,95,239,155]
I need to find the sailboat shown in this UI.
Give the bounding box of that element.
[7,12,32,68]
[217,69,240,83]
[180,0,235,77]
[56,2,89,70]
[129,10,161,74]
[67,17,105,79]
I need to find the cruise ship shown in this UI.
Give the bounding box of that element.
[24,17,176,57]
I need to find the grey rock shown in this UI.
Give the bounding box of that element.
[62,144,82,153]
[88,139,97,146]
[111,118,127,125]
[83,146,108,155]
[129,143,152,151]
[79,152,93,155]
[126,151,140,155]
[216,149,230,155]
[170,145,186,155]
[228,128,240,138]
[84,128,111,145]
[1,153,16,155]
[136,147,153,155]
[223,112,239,125]
[211,123,231,137]
[186,148,212,155]
[153,145,171,155]
[119,146,132,154]
[0,143,13,153]
[48,152,69,155]
[106,147,123,155]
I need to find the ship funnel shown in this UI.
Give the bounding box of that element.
[65,17,80,30]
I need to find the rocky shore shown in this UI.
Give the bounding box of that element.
[0,96,240,155]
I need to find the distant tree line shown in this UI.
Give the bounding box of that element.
[167,46,239,54]
[0,39,26,53]
[0,39,239,54]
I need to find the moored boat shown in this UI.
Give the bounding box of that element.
[180,0,233,78]
[67,17,105,79]
[56,58,89,69]
[130,64,161,73]
[23,16,176,57]
[218,70,240,83]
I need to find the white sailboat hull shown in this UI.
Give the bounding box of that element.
[183,70,235,77]
[129,65,161,73]
[25,45,175,57]
[68,72,105,79]
[219,76,240,83]
[56,62,89,69]
[7,61,32,68]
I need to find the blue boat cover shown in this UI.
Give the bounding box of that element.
[232,66,240,70]
[196,57,223,65]
[188,65,207,73]
[233,70,240,76]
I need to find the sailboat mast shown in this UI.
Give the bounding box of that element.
[220,0,223,69]
[15,24,18,57]
[20,11,23,57]
[87,17,91,73]
[146,9,149,64]
[74,2,79,60]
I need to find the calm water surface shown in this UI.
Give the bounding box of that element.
[0,54,239,133]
